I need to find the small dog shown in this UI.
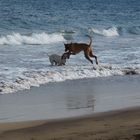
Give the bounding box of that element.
[48,52,70,66]
[64,35,98,64]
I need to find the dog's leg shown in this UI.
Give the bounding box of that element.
[58,62,64,66]
[53,60,57,65]
[89,51,98,65]
[93,55,98,65]
[84,52,93,64]
[89,50,94,57]
[52,61,55,66]
[58,63,62,66]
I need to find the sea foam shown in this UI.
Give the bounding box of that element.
[92,27,119,37]
[0,32,65,45]
[0,65,140,94]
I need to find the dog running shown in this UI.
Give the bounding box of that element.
[64,35,98,65]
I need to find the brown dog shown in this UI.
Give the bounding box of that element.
[64,36,98,64]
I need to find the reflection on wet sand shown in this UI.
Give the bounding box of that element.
[66,94,95,110]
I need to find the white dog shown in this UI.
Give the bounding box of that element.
[48,52,70,66]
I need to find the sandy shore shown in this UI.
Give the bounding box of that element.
[0,76,140,139]
[1,75,140,123]
[0,107,140,140]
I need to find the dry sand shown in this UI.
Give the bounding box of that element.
[0,107,140,140]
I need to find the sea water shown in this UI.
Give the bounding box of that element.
[0,0,140,94]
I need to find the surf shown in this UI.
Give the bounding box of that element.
[91,26,140,37]
[0,32,65,45]
[0,65,140,94]
[91,27,120,37]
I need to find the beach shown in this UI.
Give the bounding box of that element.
[1,75,140,122]
[0,75,140,140]
[0,107,140,140]
[0,1,140,139]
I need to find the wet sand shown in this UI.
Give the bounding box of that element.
[0,107,140,140]
[0,75,140,123]
[0,75,140,139]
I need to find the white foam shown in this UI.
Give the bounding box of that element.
[1,64,139,94]
[92,27,119,37]
[0,32,65,45]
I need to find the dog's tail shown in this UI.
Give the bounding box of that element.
[85,35,92,46]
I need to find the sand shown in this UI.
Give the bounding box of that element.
[0,107,140,140]
[1,75,140,123]
[1,75,140,140]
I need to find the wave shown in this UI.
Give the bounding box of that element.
[0,32,65,45]
[91,27,120,37]
[91,26,140,37]
[0,65,140,94]
[128,26,140,35]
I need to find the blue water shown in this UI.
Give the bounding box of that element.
[0,0,140,33]
[0,0,140,94]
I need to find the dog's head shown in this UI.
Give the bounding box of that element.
[64,43,72,52]
[61,52,71,60]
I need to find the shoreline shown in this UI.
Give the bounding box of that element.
[0,75,140,123]
[0,106,140,140]
[0,75,140,139]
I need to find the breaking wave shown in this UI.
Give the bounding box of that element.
[91,26,140,37]
[0,65,140,94]
[91,27,119,37]
[0,32,65,45]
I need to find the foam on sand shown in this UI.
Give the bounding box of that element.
[0,64,140,94]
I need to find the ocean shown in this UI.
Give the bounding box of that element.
[0,0,140,94]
